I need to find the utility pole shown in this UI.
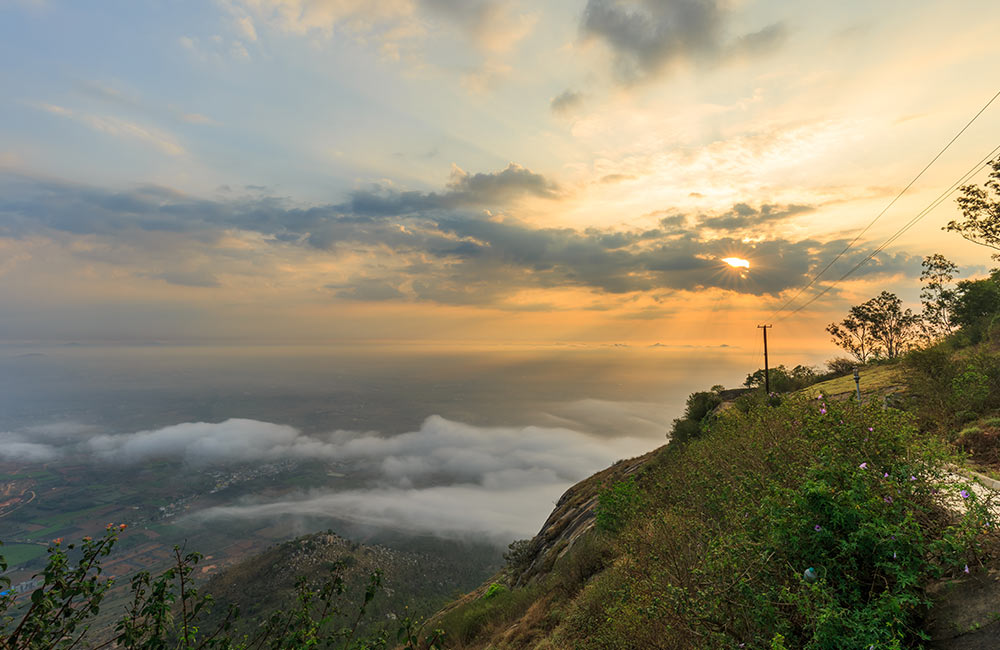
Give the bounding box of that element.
[757,325,772,394]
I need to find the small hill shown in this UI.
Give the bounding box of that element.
[200,530,499,640]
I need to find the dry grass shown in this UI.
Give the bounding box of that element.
[797,364,904,399]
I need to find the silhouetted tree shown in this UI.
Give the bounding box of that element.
[868,291,919,358]
[945,158,1000,259]
[919,254,958,341]
[827,292,918,362]
[827,301,881,363]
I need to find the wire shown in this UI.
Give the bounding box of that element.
[777,143,1000,320]
[765,87,1000,322]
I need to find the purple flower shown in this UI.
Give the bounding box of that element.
[964,564,970,574]
[819,408,827,415]
[883,472,889,478]
[859,462,868,470]
[910,475,917,481]
[960,490,970,499]
[817,394,823,400]
[893,551,897,559]
[814,524,822,531]
[884,496,893,504]
[868,427,874,432]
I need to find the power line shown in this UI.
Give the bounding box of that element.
[765,87,1000,322]
[777,142,1000,321]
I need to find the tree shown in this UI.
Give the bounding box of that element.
[827,292,918,363]
[827,301,881,364]
[919,254,958,341]
[945,158,1000,259]
[952,269,1000,343]
[744,364,817,392]
[868,291,919,359]
[1,528,443,650]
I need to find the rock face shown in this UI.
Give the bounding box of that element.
[925,570,1000,649]
[510,448,659,588]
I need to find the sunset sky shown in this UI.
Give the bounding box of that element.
[3,0,1000,356]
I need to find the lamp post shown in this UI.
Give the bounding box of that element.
[853,367,862,403]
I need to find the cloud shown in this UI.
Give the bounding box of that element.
[341,162,560,216]
[150,270,221,288]
[580,0,786,82]
[34,103,184,156]
[550,89,584,115]
[0,172,919,306]
[697,202,813,231]
[11,406,665,540]
[0,432,61,462]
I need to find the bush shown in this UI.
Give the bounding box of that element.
[952,367,991,414]
[503,539,533,574]
[825,357,857,377]
[595,477,643,534]
[745,365,819,393]
[669,390,722,443]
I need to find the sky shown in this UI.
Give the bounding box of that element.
[2,0,1000,354]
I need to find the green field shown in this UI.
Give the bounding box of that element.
[0,543,48,568]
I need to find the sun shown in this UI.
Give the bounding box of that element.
[721,257,750,269]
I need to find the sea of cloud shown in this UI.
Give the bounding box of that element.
[2,400,668,541]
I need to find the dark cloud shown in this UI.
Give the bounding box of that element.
[151,270,221,288]
[551,89,584,114]
[697,202,813,230]
[580,0,786,82]
[0,171,918,306]
[341,163,559,217]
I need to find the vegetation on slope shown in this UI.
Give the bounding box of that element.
[430,392,997,649]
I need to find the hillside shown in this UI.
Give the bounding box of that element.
[424,354,1000,649]
[198,530,500,641]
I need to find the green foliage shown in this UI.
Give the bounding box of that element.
[669,390,722,443]
[0,528,445,650]
[502,539,533,575]
[904,342,1000,433]
[744,365,818,393]
[432,583,542,646]
[952,269,1000,343]
[595,477,643,534]
[482,583,507,600]
[951,367,991,414]
[551,397,992,649]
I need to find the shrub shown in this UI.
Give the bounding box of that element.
[952,367,991,413]
[503,539,533,574]
[595,477,643,533]
[669,390,722,443]
[825,357,857,377]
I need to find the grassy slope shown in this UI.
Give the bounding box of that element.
[797,364,905,399]
[429,382,998,649]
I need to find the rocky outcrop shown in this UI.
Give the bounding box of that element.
[510,448,659,587]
